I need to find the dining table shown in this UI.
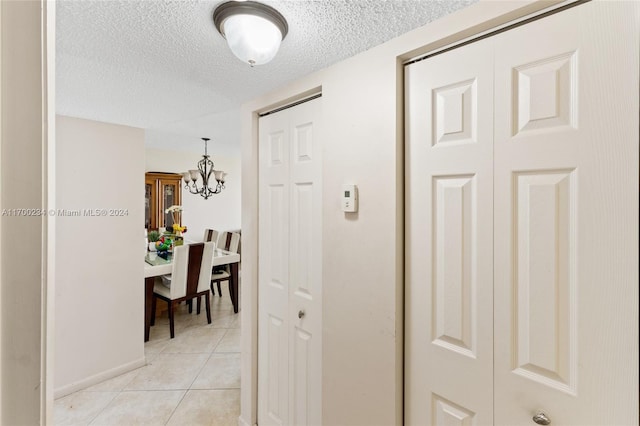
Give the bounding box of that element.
[143,245,241,342]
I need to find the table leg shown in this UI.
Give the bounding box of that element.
[230,262,239,313]
[145,277,154,342]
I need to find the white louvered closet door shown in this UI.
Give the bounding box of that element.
[406,2,638,425]
[258,97,323,426]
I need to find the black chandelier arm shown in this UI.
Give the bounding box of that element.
[202,183,223,196]
[184,182,203,195]
[184,180,225,196]
[198,156,214,182]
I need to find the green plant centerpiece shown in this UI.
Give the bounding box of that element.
[147,230,161,252]
[147,230,160,242]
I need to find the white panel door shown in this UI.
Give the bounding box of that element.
[493,3,639,425]
[405,38,494,425]
[259,97,322,426]
[406,2,638,425]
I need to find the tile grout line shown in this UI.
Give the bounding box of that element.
[163,312,234,425]
[162,389,190,426]
[82,362,147,425]
[85,391,120,426]
[55,300,239,425]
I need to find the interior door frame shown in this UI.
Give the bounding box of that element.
[239,2,577,425]
[0,0,56,423]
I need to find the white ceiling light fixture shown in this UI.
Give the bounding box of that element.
[213,1,288,67]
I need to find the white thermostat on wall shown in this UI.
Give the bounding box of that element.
[342,184,358,213]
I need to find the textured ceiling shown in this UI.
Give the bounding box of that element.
[56,0,476,152]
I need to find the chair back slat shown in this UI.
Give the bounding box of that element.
[185,243,204,297]
[218,231,241,254]
[204,228,219,243]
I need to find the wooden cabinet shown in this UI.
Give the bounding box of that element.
[145,172,182,230]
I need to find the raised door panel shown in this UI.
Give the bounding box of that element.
[433,79,476,146]
[432,394,476,426]
[268,185,287,290]
[266,315,287,425]
[512,171,575,393]
[513,52,576,136]
[290,183,313,299]
[291,327,312,426]
[432,175,476,358]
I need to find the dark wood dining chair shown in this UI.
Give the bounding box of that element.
[151,242,215,338]
[210,231,241,298]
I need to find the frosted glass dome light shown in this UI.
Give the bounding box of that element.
[224,14,282,65]
[213,1,288,67]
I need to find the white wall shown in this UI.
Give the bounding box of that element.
[55,115,145,397]
[240,1,556,425]
[145,147,241,239]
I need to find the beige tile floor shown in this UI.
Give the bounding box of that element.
[54,291,241,426]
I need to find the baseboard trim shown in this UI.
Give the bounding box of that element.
[238,415,256,426]
[53,356,147,399]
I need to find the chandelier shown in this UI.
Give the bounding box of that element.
[182,138,227,200]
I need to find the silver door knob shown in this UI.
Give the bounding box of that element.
[532,412,551,425]
[298,310,305,319]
